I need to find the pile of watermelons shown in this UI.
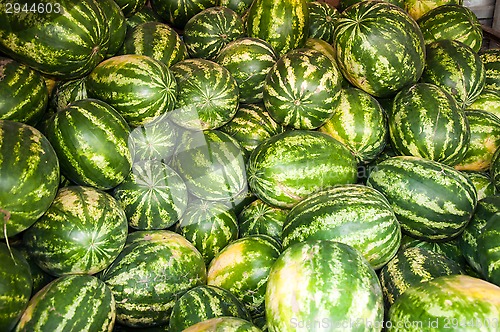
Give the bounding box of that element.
[1,0,500,330]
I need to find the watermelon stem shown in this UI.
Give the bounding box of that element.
[1,208,15,263]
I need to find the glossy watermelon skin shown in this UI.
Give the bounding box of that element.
[421,39,485,108]
[417,4,483,53]
[0,0,110,79]
[44,98,131,190]
[0,244,32,332]
[247,130,358,208]
[334,1,425,98]
[238,198,288,242]
[101,0,127,58]
[246,0,309,56]
[307,1,339,44]
[367,156,477,241]
[86,54,178,127]
[151,0,217,29]
[388,275,500,331]
[125,5,163,31]
[469,89,500,119]
[463,171,497,200]
[263,48,343,130]
[266,240,383,332]
[481,49,500,92]
[169,285,251,331]
[0,57,48,125]
[477,213,500,286]
[183,317,262,332]
[389,83,470,166]
[99,230,206,327]
[114,0,147,17]
[48,78,87,113]
[0,120,59,238]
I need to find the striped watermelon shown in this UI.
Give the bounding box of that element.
[304,38,337,63]
[113,0,147,17]
[0,244,32,332]
[216,37,278,104]
[125,5,163,31]
[417,4,483,53]
[0,120,59,238]
[462,171,497,200]
[172,129,247,201]
[388,275,500,331]
[99,230,206,327]
[48,78,87,113]
[493,147,500,189]
[246,0,309,56]
[263,48,343,130]
[207,234,281,316]
[218,0,253,15]
[403,0,463,20]
[113,160,188,230]
[379,247,463,307]
[247,130,358,209]
[183,317,262,332]
[44,98,132,190]
[121,22,187,67]
[266,240,383,332]
[480,49,500,92]
[101,0,127,58]
[389,83,470,166]
[170,58,239,130]
[23,186,128,276]
[14,244,55,295]
[421,39,485,108]
[282,184,401,269]
[15,275,115,332]
[238,198,288,242]
[150,0,216,29]
[169,285,251,331]
[469,89,500,119]
[0,57,48,125]
[318,87,388,163]
[367,156,477,241]
[86,54,178,127]
[307,1,339,44]
[174,198,239,264]
[183,7,245,60]
[334,1,425,98]
[0,0,110,79]
[455,110,500,172]
[478,213,500,286]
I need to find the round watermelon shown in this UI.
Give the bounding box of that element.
[468,89,500,120]
[492,147,500,189]
[238,198,288,242]
[183,317,262,332]
[307,1,339,44]
[150,0,216,29]
[480,48,500,92]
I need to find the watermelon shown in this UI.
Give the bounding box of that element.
[86,54,178,127]
[334,1,425,98]
[477,213,500,286]
[0,57,48,125]
[216,37,278,104]
[492,147,500,189]
[0,244,32,332]
[304,38,337,63]
[462,171,497,200]
[468,88,500,119]
[125,5,163,31]
[307,1,339,44]
[263,48,343,130]
[15,275,115,332]
[246,0,309,56]
[238,198,287,242]
[389,83,470,166]
[379,247,463,307]
[319,87,388,163]
[113,160,188,230]
[169,285,251,331]
[101,0,127,58]
[113,0,147,17]
[403,0,463,20]
[455,110,500,172]
[150,0,216,29]
[44,98,131,190]
[246,130,358,208]
[170,58,239,130]
[480,49,500,92]
[183,317,262,332]
[174,198,239,264]
[0,120,59,238]
[367,156,477,241]
[417,4,483,53]
[282,184,401,269]
[14,244,55,295]
[388,275,500,331]
[99,230,206,327]
[0,0,110,79]
[183,7,245,60]
[48,78,87,113]
[266,240,383,332]
[421,39,485,108]
[121,22,188,67]
[217,0,253,15]
[23,186,128,276]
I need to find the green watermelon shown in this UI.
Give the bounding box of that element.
[150,0,216,29]
[492,146,500,189]
[183,317,262,332]
[319,87,388,163]
[99,230,206,327]
[367,156,477,241]
[113,160,188,230]
[477,213,500,286]
[101,0,127,58]
[44,98,131,190]
[113,0,147,17]
[48,78,87,114]
[263,48,343,130]
[304,37,337,63]
[389,83,470,166]
[246,0,309,56]
[247,130,358,208]
[125,5,164,31]
[15,275,115,332]
[86,54,178,127]
[238,198,287,242]
[334,1,425,98]
[169,285,251,331]
[307,1,339,44]
[480,49,500,92]
[403,0,462,20]
[14,244,55,295]
[468,88,500,120]
[266,240,383,332]
[462,171,497,200]
[0,244,32,332]
[217,0,253,15]
[0,0,110,79]
[0,120,59,238]
[0,57,48,125]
